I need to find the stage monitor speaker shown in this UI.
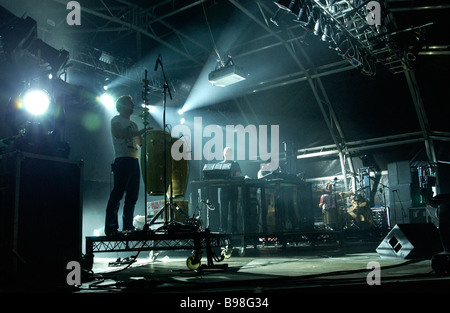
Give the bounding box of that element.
[0,152,83,287]
[376,223,443,259]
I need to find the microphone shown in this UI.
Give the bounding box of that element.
[154,54,161,71]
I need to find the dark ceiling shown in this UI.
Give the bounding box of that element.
[0,0,449,181]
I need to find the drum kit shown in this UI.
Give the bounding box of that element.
[318,185,374,231]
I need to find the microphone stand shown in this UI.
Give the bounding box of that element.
[378,183,391,229]
[141,70,151,231]
[155,55,175,230]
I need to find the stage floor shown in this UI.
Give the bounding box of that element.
[3,240,450,310]
[78,242,450,296]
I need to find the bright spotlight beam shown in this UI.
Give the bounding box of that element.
[23,89,51,115]
[100,93,115,109]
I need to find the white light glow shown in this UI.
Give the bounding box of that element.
[100,93,115,109]
[23,89,51,115]
[142,104,157,113]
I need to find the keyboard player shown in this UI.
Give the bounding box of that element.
[219,147,241,233]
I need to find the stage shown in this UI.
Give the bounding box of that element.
[79,231,449,295]
[1,2,450,307]
[2,228,450,313]
[76,240,450,301]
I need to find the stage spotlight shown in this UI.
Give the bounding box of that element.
[314,16,323,36]
[208,64,247,87]
[321,24,332,42]
[103,78,110,91]
[178,108,186,115]
[100,93,114,109]
[23,89,51,115]
[99,51,114,64]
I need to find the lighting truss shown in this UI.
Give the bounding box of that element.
[314,0,405,74]
[271,0,410,75]
[69,47,163,95]
[72,48,138,80]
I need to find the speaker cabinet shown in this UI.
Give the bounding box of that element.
[376,223,443,259]
[0,152,83,286]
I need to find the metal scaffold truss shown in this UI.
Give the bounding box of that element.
[85,229,231,271]
[267,0,419,75]
[311,0,405,75]
[86,231,228,254]
[22,0,444,190]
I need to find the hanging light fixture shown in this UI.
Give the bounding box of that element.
[321,23,332,42]
[314,15,323,36]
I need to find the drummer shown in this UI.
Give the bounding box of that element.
[318,182,339,230]
[104,95,148,236]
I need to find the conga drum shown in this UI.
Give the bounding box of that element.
[171,158,188,198]
[170,137,189,198]
[140,130,172,195]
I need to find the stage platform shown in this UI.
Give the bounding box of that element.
[77,228,450,297]
[83,227,384,272]
[73,242,450,312]
[2,228,450,306]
